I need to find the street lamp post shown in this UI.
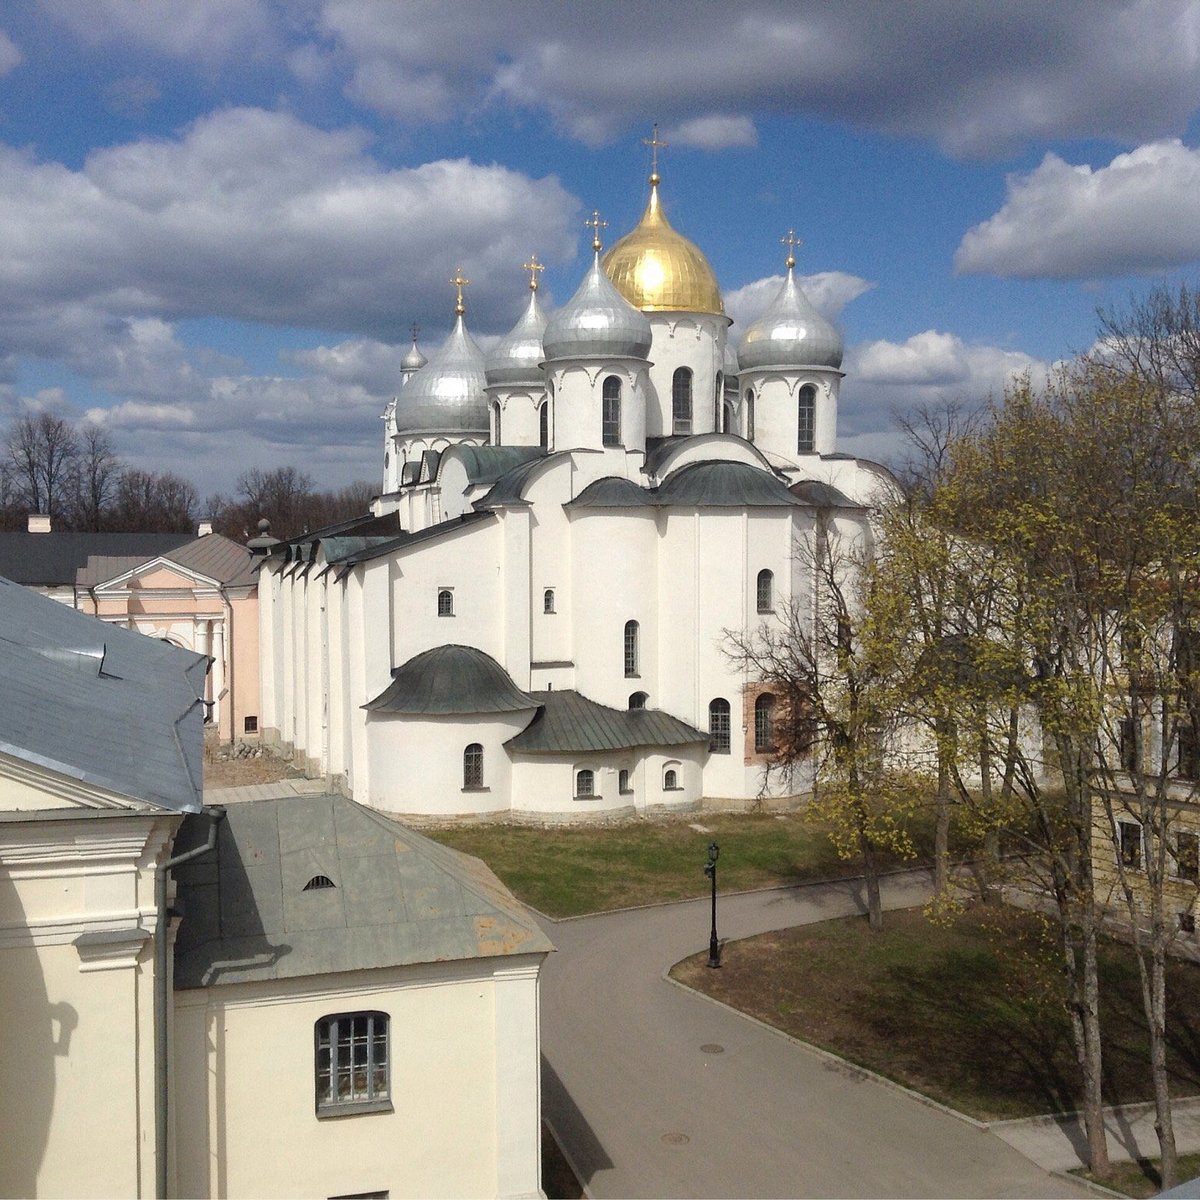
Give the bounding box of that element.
[704,841,721,968]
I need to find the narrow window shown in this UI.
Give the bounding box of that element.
[492,401,502,445]
[1118,716,1139,772]
[797,384,816,453]
[539,402,549,450]
[315,1012,390,1115]
[1119,821,1143,870]
[624,619,639,677]
[1178,832,1200,881]
[1179,720,1200,780]
[709,698,731,754]
[437,588,454,617]
[664,768,679,790]
[744,388,755,440]
[543,588,555,614]
[618,769,631,794]
[602,376,622,446]
[463,743,483,789]
[628,691,647,710]
[714,371,723,429]
[755,693,775,753]
[756,569,774,613]
[575,769,595,798]
[672,368,693,435]
[722,401,735,435]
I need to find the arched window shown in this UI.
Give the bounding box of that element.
[575,769,595,798]
[539,400,549,449]
[437,588,454,617]
[463,743,483,788]
[618,768,631,794]
[798,384,816,453]
[543,588,555,614]
[492,401,502,445]
[755,694,776,753]
[744,388,755,440]
[624,619,639,677]
[628,691,648,710]
[672,367,693,435]
[722,401,735,434]
[714,370,724,429]
[602,376,621,446]
[663,768,679,790]
[757,569,774,613]
[709,698,731,754]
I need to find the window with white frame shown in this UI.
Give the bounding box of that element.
[797,384,816,453]
[463,743,483,789]
[575,768,596,798]
[672,368,693,435]
[624,620,639,677]
[544,588,555,614]
[437,588,454,617]
[315,1012,390,1115]
[602,376,622,446]
[709,698,731,754]
[756,569,774,613]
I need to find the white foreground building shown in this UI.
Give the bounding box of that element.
[259,165,893,818]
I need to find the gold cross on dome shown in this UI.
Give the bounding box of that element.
[450,268,469,315]
[585,210,608,252]
[643,123,668,182]
[523,254,544,292]
[781,229,803,270]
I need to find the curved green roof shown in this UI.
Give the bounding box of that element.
[567,476,656,508]
[655,460,799,508]
[506,690,706,754]
[365,644,536,715]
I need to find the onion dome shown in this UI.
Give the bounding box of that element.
[543,247,652,362]
[738,249,844,372]
[723,340,740,378]
[394,271,487,436]
[401,333,427,374]
[603,175,724,316]
[485,271,548,387]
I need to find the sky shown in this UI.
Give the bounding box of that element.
[3,0,1200,496]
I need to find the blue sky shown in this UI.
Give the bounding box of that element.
[3,1,1200,494]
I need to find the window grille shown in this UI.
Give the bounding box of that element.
[575,769,595,798]
[437,589,454,617]
[315,1012,389,1115]
[797,384,816,453]
[709,698,731,754]
[664,768,678,790]
[544,588,555,614]
[602,377,621,446]
[628,691,647,710]
[755,694,775,753]
[672,368,693,435]
[624,620,639,677]
[303,875,336,891]
[756,569,774,613]
[463,743,483,788]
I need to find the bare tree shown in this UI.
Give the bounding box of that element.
[5,412,78,519]
[111,469,198,532]
[68,423,122,530]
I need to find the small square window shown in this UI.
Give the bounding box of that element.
[243,715,258,734]
[315,1012,391,1117]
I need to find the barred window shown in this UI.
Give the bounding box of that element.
[628,691,648,710]
[755,693,775,753]
[437,588,454,617]
[544,588,556,614]
[672,368,693,435]
[539,402,549,449]
[618,769,631,794]
[664,768,679,790]
[797,384,816,453]
[463,743,483,789]
[315,1012,390,1116]
[756,569,774,613]
[709,698,731,754]
[575,769,596,798]
[602,376,622,446]
[624,620,639,677]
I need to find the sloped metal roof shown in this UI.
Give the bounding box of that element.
[789,479,861,509]
[506,690,707,755]
[451,445,546,486]
[475,452,571,508]
[364,644,537,714]
[172,794,553,989]
[78,532,259,589]
[567,476,656,508]
[0,531,192,586]
[655,460,800,508]
[0,574,205,812]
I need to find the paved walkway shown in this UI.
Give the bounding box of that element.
[538,873,1094,1199]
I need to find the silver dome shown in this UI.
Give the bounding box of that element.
[393,315,488,436]
[737,268,843,371]
[402,341,428,372]
[485,289,548,386]
[722,339,740,378]
[543,254,652,362]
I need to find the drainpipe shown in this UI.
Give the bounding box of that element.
[155,806,225,1199]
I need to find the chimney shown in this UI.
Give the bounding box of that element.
[27,513,51,534]
[197,519,214,537]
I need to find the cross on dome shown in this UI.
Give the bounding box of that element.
[450,268,469,316]
[409,321,420,343]
[523,254,544,292]
[643,123,668,185]
[781,229,803,270]
[585,211,608,252]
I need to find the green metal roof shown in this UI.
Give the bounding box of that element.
[655,460,800,508]
[789,479,861,509]
[506,689,707,755]
[364,644,537,714]
[173,794,553,989]
[567,477,656,508]
[451,445,546,486]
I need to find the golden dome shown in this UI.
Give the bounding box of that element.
[602,180,724,316]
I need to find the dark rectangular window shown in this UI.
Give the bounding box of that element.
[1118,716,1138,772]
[1179,721,1200,780]
[1119,821,1143,871]
[243,715,258,734]
[1178,832,1200,882]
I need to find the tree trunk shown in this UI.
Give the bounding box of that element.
[934,717,951,897]
[1151,934,1177,1189]
[858,821,883,932]
[1080,912,1111,1178]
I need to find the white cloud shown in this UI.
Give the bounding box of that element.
[725,271,873,332]
[311,1,1200,156]
[955,139,1200,279]
[0,30,21,75]
[664,116,758,151]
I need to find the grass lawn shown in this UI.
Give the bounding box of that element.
[424,809,956,918]
[1073,1151,1200,1198]
[671,904,1200,1122]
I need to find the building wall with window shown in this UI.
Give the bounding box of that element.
[173,956,544,1199]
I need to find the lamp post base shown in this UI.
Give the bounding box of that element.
[707,934,721,968]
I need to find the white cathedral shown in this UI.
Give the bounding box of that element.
[258,158,894,819]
